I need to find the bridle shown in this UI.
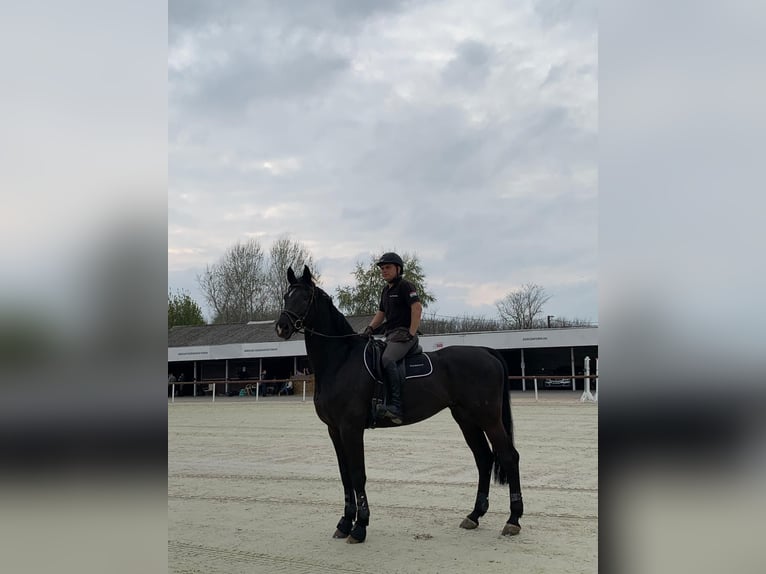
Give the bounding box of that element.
[279,283,363,339]
[279,283,315,333]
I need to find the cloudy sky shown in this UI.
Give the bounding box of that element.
[168,0,598,323]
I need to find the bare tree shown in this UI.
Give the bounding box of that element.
[418,311,594,333]
[420,313,502,334]
[197,237,322,323]
[496,283,551,329]
[263,235,320,315]
[549,316,595,328]
[197,240,266,323]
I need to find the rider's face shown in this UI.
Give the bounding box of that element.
[379,263,398,282]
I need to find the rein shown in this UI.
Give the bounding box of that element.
[305,325,364,339]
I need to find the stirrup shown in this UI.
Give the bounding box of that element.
[382,407,403,424]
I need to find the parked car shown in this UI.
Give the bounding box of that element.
[543,378,572,389]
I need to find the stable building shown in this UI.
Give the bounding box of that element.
[168,317,598,396]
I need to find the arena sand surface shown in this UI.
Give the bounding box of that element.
[169,392,597,574]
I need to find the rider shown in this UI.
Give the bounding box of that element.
[363,252,423,424]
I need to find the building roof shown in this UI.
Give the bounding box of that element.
[168,315,373,348]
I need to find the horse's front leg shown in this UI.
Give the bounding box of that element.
[340,427,369,544]
[328,426,356,538]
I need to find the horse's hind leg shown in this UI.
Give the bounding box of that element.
[450,408,494,530]
[339,427,370,544]
[327,426,356,538]
[485,423,523,536]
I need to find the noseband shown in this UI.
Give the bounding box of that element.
[279,284,316,334]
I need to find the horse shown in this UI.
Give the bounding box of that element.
[275,266,523,543]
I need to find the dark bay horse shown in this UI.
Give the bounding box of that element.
[275,266,523,543]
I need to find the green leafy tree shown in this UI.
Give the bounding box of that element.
[336,252,436,315]
[168,289,206,328]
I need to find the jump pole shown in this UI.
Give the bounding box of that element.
[520,349,526,392]
[594,358,599,401]
[580,356,596,402]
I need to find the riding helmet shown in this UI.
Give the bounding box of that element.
[376,252,404,273]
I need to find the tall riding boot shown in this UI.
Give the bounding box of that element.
[382,362,403,424]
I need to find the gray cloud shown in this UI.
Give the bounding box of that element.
[533,0,597,28]
[174,48,350,118]
[170,0,410,41]
[168,0,598,322]
[442,40,494,89]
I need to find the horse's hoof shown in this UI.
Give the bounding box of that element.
[502,523,521,536]
[348,523,367,543]
[460,517,478,530]
[333,529,349,539]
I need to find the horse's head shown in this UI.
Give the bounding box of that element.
[275,265,316,339]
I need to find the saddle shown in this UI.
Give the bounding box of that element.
[364,338,433,429]
[363,338,433,382]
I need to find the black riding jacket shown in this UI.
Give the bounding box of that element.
[378,276,420,332]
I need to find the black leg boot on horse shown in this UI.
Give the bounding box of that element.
[381,362,404,424]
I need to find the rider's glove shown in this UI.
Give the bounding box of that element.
[363,325,375,336]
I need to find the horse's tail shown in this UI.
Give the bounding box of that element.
[487,348,513,485]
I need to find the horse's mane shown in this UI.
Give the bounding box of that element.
[310,284,357,337]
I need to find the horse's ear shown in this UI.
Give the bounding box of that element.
[287,267,297,284]
[302,265,312,283]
